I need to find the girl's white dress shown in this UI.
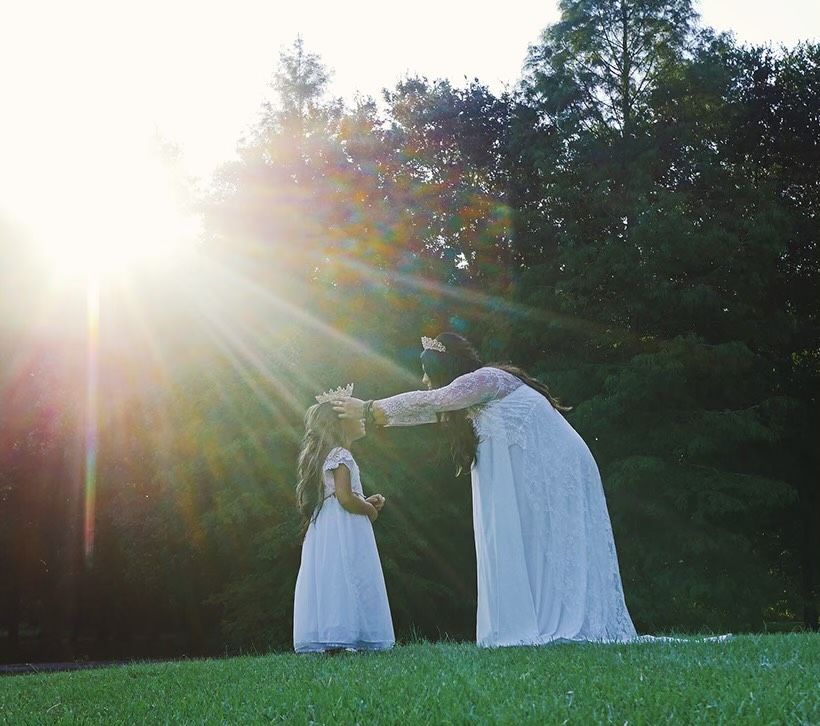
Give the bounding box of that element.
[293,447,395,653]
[378,367,637,648]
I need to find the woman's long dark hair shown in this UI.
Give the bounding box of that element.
[420,332,569,476]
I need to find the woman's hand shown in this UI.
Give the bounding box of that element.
[366,494,385,511]
[333,397,365,420]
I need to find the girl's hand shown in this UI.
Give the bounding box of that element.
[366,494,386,511]
[333,397,365,420]
[367,504,379,523]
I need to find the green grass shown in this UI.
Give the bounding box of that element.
[1,634,817,724]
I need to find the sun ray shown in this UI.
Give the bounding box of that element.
[198,257,422,387]
[331,253,648,345]
[83,275,100,564]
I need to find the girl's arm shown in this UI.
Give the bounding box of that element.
[333,465,378,522]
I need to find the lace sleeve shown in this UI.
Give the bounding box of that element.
[323,447,355,472]
[377,367,521,427]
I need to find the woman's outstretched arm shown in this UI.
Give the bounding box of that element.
[334,367,518,427]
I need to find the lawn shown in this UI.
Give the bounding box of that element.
[1,634,817,724]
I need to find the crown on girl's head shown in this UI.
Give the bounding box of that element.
[315,383,354,404]
[421,336,447,353]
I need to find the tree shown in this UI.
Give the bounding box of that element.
[525,0,698,137]
[264,36,334,133]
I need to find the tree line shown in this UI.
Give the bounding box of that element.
[1,0,817,661]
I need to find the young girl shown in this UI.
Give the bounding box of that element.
[293,385,395,653]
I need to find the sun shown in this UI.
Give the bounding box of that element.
[29,150,199,284]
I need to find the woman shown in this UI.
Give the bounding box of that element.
[334,332,637,647]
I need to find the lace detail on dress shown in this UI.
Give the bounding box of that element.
[322,447,361,496]
[378,367,523,427]
[473,385,542,448]
[323,446,355,472]
[512,411,637,643]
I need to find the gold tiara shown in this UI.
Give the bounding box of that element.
[421,336,446,353]
[315,383,354,404]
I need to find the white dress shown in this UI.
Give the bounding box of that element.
[379,367,637,648]
[293,447,395,653]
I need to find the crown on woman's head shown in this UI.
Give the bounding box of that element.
[315,383,354,404]
[421,336,447,353]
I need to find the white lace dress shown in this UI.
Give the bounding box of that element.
[378,367,637,648]
[293,447,395,653]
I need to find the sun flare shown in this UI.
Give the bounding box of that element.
[28,152,199,283]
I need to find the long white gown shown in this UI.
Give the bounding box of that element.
[293,447,395,653]
[378,367,637,647]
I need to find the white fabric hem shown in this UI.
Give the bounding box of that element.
[295,640,395,654]
[477,633,734,648]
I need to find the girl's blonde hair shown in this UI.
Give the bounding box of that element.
[296,401,346,528]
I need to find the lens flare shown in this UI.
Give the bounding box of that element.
[84,275,99,563]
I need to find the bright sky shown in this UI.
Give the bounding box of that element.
[0,0,817,268]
